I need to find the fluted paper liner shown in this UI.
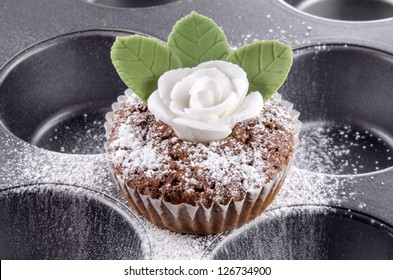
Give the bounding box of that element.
[105,90,301,234]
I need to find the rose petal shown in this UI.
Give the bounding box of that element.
[183,111,221,122]
[173,118,231,142]
[227,91,263,126]
[189,77,222,109]
[147,90,176,125]
[197,60,247,80]
[169,122,194,141]
[170,74,197,108]
[169,100,190,119]
[184,91,238,119]
[232,77,248,101]
[190,68,232,99]
[197,61,249,105]
[158,67,194,102]
[189,88,215,109]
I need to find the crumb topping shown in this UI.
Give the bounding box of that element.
[107,94,295,207]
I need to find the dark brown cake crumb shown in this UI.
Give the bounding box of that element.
[107,94,295,208]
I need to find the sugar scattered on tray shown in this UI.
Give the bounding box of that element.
[294,123,393,175]
[0,104,345,260]
[2,95,391,259]
[208,206,336,259]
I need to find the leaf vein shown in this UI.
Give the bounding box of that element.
[137,37,142,56]
[150,42,157,75]
[176,31,198,44]
[196,25,214,40]
[173,37,199,62]
[200,39,226,57]
[250,46,288,81]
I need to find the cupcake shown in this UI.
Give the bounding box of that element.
[105,12,300,234]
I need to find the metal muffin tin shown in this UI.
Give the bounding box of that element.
[0,0,393,259]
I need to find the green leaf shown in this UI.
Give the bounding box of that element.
[167,11,231,67]
[227,41,293,101]
[111,35,182,102]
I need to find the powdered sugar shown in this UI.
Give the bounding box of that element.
[294,123,393,175]
[190,144,266,189]
[273,167,345,207]
[0,93,373,259]
[0,114,364,260]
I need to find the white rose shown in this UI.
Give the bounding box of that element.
[147,60,263,142]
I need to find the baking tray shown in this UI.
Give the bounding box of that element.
[0,0,392,259]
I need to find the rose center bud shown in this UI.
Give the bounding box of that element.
[189,77,222,109]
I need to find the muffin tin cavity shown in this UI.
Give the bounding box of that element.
[83,0,178,8]
[280,45,393,175]
[0,184,146,260]
[210,206,393,260]
[282,0,393,21]
[0,30,130,154]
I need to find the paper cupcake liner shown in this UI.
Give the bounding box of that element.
[105,90,301,234]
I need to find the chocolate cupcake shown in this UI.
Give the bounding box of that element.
[105,12,300,234]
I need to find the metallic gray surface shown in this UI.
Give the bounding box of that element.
[283,0,393,21]
[209,206,393,260]
[281,45,393,175]
[0,0,392,259]
[0,184,149,259]
[0,30,132,153]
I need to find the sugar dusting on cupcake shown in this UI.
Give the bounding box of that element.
[108,91,295,207]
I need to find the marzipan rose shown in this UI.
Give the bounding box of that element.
[148,60,263,142]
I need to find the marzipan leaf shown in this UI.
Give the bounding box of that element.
[111,35,182,102]
[227,41,292,101]
[167,11,231,67]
